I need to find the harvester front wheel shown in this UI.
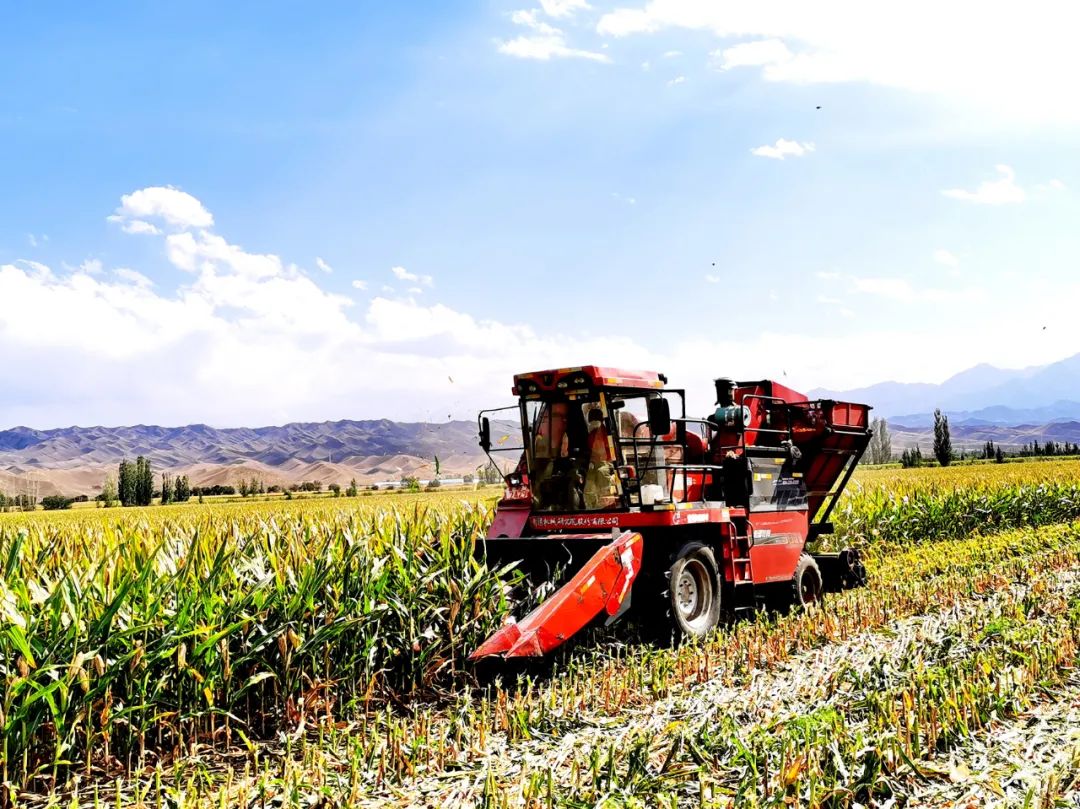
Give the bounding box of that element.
[665,542,722,641]
[791,553,823,610]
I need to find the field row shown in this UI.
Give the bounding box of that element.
[2,460,1080,805]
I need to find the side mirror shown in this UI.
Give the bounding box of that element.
[647,397,671,437]
[479,417,491,452]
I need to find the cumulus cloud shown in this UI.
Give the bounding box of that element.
[499,6,610,62]
[351,279,368,291]
[315,257,334,274]
[539,0,590,17]
[2,185,1077,428]
[391,266,433,286]
[595,0,1080,122]
[751,138,814,160]
[113,268,154,288]
[942,165,1027,204]
[712,38,792,70]
[667,75,686,86]
[108,186,213,233]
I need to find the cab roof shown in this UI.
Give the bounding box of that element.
[512,366,665,396]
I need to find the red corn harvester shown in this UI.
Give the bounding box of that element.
[471,367,871,660]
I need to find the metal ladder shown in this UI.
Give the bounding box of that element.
[728,526,757,612]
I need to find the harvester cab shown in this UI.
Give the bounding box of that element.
[472,366,871,660]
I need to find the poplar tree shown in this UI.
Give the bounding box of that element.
[933,409,953,467]
[118,459,136,506]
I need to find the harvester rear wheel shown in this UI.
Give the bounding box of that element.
[791,553,823,610]
[665,542,721,642]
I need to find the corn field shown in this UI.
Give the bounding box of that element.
[3,461,1080,807]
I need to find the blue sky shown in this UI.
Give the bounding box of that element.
[2,1,1078,427]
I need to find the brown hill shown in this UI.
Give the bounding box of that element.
[0,419,490,498]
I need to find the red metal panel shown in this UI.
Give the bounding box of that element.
[747,510,808,584]
[513,366,664,395]
[527,506,736,533]
[487,504,530,539]
[469,530,644,659]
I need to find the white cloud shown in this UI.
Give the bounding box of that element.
[79,259,103,275]
[816,294,841,305]
[933,249,959,267]
[942,165,1026,204]
[641,60,651,70]
[667,75,686,86]
[751,138,815,160]
[391,266,433,286]
[113,268,154,288]
[612,192,637,204]
[500,7,610,62]
[663,49,682,58]
[511,9,560,34]
[499,35,611,62]
[118,219,162,236]
[315,257,334,274]
[539,0,590,17]
[109,186,213,231]
[351,279,368,291]
[704,273,720,283]
[815,270,841,280]
[595,1,1080,123]
[1035,178,1067,193]
[2,185,1076,429]
[27,234,37,248]
[712,38,792,70]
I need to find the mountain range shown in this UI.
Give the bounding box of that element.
[1,352,1077,498]
[810,351,1080,424]
[0,420,490,499]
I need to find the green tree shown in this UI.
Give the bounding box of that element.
[134,456,154,506]
[118,459,136,506]
[867,417,893,464]
[932,409,952,467]
[995,445,1005,463]
[160,473,173,505]
[329,483,342,497]
[346,478,359,497]
[100,474,118,508]
[174,475,191,503]
[41,495,72,510]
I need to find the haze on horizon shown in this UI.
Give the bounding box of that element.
[2,1,1078,430]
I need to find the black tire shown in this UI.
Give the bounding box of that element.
[664,542,722,642]
[791,553,823,609]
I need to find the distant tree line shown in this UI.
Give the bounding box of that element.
[0,491,38,512]
[111,457,192,507]
[1016,440,1080,457]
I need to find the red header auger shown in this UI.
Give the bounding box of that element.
[471,367,871,660]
